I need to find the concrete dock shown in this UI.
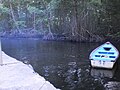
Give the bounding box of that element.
[0,52,59,90]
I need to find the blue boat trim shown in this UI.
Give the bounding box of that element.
[95,55,100,57]
[109,56,116,58]
[98,52,114,54]
[111,60,116,62]
[108,52,114,54]
[98,52,107,54]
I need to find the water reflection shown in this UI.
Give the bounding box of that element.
[42,62,81,90]
[1,38,120,90]
[63,62,81,90]
[90,66,120,90]
[91,66,117,78]
[104,81,120,90]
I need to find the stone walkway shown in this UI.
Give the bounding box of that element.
[0,52,59,90]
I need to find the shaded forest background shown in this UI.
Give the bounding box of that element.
[0,0,120,42]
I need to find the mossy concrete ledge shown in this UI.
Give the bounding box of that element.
[0,52,60,90]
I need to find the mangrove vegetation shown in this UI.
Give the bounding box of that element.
[0,0,120,42]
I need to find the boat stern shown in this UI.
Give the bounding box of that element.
[91,60,115,69]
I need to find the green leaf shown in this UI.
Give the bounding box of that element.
[0,4,9,13]
[15,21,26,28]
[90,0,102,5]
[27,6,39,14]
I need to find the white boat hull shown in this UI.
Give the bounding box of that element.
[91,60,115,69]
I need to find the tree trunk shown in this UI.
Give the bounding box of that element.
[33,12,36,30]
[43,1,54,40]
[9,1,20,32]
[73,0,78,36]
[17,3,20,19]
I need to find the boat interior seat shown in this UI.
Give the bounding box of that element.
[103,47,111,51]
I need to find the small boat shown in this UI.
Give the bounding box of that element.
[89,42,119,69]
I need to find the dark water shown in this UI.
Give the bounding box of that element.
[1,38,120,90]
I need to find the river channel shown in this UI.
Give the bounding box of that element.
[1,38,120,90]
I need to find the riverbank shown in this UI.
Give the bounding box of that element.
[0,31,120,43]
[0,51,59,90]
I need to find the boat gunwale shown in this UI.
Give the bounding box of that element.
[89,42,119,60]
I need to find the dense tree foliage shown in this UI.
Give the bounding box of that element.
[0,0,120,42]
